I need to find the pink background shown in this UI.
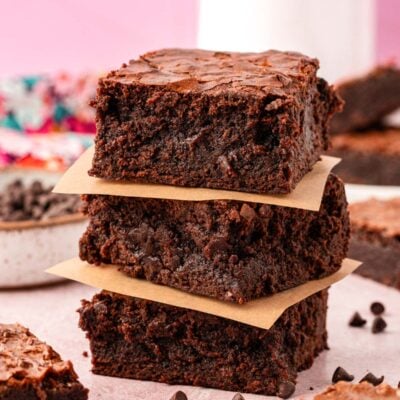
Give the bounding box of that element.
[0,0,398,76]
[1,0,198,75]
[376,0,400,63]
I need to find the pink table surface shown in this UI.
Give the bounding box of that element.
[0,274,399,399]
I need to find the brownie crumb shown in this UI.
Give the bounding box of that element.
[349,312,367,328]
[332,367,355,383]
[277,381,296,399]
[232,394,245,400]
[170,391,187,400]
[370,302,385,316]
[372,316,387,334]
[359,372,384,386]
[82,351,88,358]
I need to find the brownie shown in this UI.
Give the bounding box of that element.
[79,173,349,304]
[90,48,341,194]
[330,65,400,134]
[348,198,400,290]
[329,128,400,185]
[0,323,88,400]
[78,289,328,396]
[315,382,400,400]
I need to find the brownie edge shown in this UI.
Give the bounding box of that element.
[90,48,342,194]
[0,323,88,400]
[78,290,328,396]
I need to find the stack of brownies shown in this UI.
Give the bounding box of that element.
[69,49,350,396]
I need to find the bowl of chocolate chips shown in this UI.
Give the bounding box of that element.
[0,168,87,288]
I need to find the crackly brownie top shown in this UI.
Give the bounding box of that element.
[0,323,76,382]
[349,198,400,238]
[332,128,400,155]
[105,48,320,96]
[314,381,400,399]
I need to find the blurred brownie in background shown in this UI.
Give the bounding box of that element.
[0,323,88,399]
[329,128,400,185]
[348,198,400,290]
[330,65,400,134]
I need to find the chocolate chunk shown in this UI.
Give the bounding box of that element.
[360,372,384,386]
[372,316,387,334]
[332,366,354,383]
[277,381,296,399]
[170,391,187,400]
[349,312,367,327]
[232,394,245,400]
[370,302,385,315]
[0,179,81,222]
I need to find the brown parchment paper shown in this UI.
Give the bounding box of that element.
[47,258,360,329]
[53,147,341,211]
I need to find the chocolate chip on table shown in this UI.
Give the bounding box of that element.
[360,372,384,386]
[169,391,187,400]
[332,367,355,383]
[232,394,245,400]
[277,381,296,399]
[349,312,367,327]
[372,316,387,334]
[370,302,385,316]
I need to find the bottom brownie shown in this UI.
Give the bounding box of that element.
[78,290,328,396]
[348,198,400,289]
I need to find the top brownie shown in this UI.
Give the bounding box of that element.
[90,49,341,194]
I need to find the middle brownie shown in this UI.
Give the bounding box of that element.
[80,173,349,304]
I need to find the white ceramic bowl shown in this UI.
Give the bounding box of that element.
[0,168,87,288]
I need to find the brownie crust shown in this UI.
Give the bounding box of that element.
[348,198,400,289]
[0,323,88,400]
[90,48,341,194]
[79,173,349,303]
[330,65,400,134]
[78,290,328,396]
[330,129,400,185]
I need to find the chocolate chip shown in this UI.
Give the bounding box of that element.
[332,367,354,383]
[277,381,296,399]
[232,394,245,400]
[349,312,367,327]
[372,316,387,334]
[360,372,384,386]
[370,302,385,316]
[309,387,314,390]
[169,391,187,400]
[82,351,88,358]
[0,179,81,222]
[398,381,400,389]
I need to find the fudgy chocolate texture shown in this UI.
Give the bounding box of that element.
[330,65,400,134]
[330,128,400,185]
[315,382,400,400]
[79,173,349,304]
[90,48,341,194]
[78,290,328,396]
[348,198,400,290]
[0,323,88,400]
